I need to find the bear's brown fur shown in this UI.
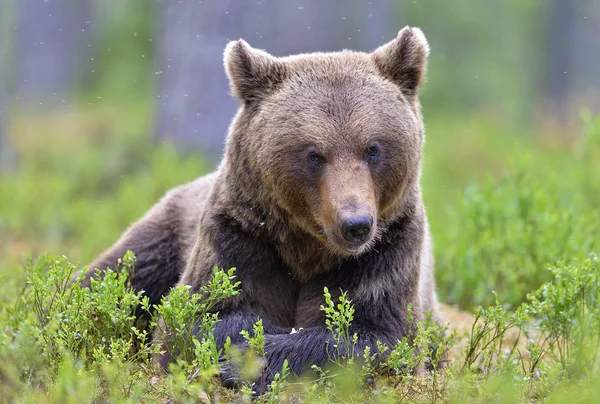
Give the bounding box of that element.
[79,26,440,393]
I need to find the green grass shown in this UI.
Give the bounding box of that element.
[0,107,599,402]
[424,112,600,309]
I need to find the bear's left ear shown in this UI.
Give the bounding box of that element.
[371,26,430,96]
[224,39,287,103]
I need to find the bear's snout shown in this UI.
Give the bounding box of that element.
[340,214,373,244]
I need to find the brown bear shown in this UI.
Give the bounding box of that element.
[79,26,440,393]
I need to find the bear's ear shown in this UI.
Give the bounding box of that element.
[371,26,429,96]
[224,39,287,102]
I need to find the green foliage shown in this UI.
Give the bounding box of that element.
[0,129,209,277]
[437,114,600,308]
[527,254,600,377]
[149,267,241,402]
[153,267,240,363]
[443,254,600,404]
[0,252,248,402]
[406,0,545,124]
[6,253,149,367]
[0,253,157,402]
[86,1,155,102]
[461,297,527,374]
[320,287,357,364]
[239,319,294,402]
[241,319,266,357]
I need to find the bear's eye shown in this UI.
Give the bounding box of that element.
[307,150,323,167]
[365,144,380,163]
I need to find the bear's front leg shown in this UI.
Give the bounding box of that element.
[154,308,291,371]
[225,281,421,395]
[211,309,293,347]
[209,309,292,388]
[241,325,396,396]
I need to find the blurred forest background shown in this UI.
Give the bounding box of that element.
[0,0,599,309]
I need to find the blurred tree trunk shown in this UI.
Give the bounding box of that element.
[361,0,399,50]
[542,0,600,125]
[268,0,335,54]
[543,0,576,123]
[153,0,336,158]
[570,0,600,116]
[0,94,16,173]
[154,0,243,159]
[0,0,16,172]
[16,0,92,109]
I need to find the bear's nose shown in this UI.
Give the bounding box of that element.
[341,215,373,244]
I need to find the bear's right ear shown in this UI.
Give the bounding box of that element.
[224,39,287,102]
[371,26,430,97]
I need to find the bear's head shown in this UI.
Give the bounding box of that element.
[223,27,429,256]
